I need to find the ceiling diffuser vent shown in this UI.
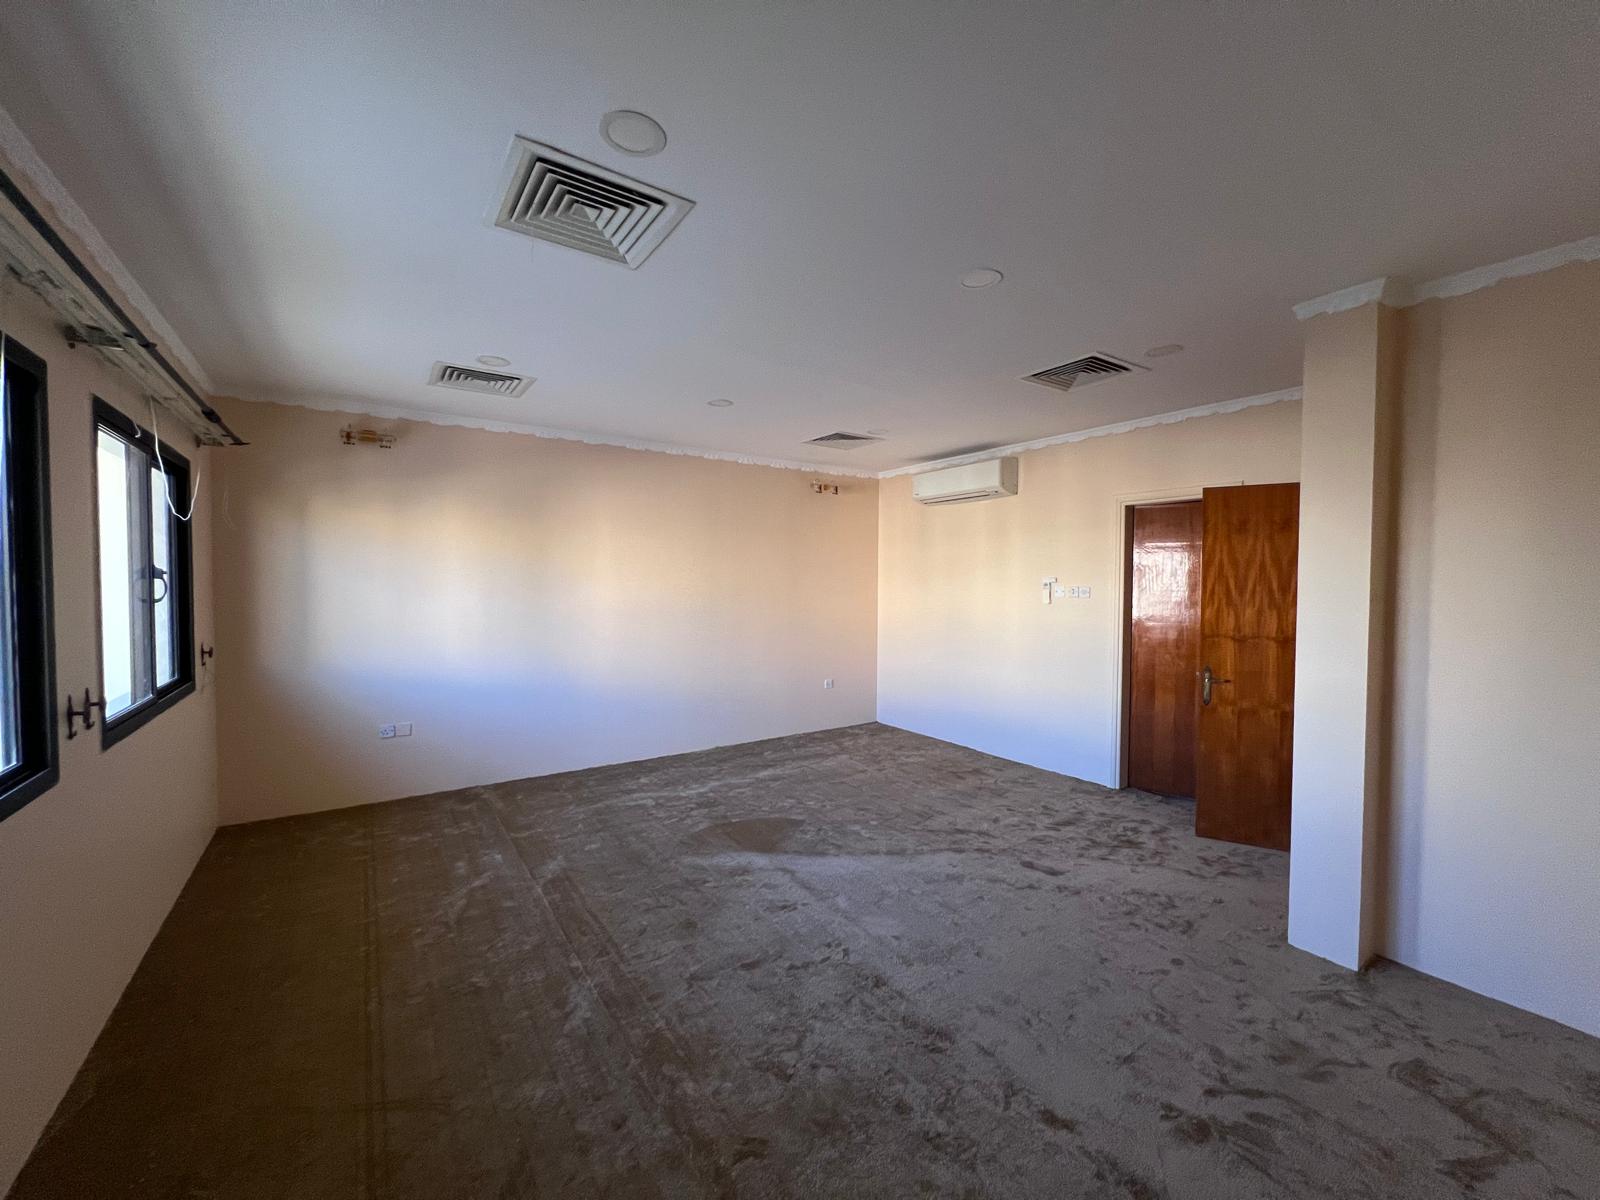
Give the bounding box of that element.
[1024,353,1145,393]
[428,361,535,397]
[805,431,883,449]
[492,136,694,268]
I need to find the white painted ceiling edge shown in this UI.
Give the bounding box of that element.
[0,101,214,393]
[1293,234,1600,320]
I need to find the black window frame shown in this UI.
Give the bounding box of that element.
[0,332,59,822]
[92,396,195,748]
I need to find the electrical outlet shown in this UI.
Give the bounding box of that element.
[378,724,396,739]
[823,678,834,690]
[379,722,413,739]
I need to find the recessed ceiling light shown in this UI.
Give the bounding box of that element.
[476,355,511,367]
[601,110,668,157]
[707,398,734,408]
[1145,343,1184,358]
[960,268,1004,289]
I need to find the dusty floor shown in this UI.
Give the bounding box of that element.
[11,723,1600,1199]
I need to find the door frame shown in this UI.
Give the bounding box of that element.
[1108,481,1243,788]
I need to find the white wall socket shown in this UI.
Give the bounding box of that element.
[378,722,413,739]
[823,678,834,690]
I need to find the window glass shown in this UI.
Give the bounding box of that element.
[151,468,177,686]
[97,429,139,716]
[0,363,18,772]
[93,398,193,744]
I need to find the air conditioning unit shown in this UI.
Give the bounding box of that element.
[912,457,1019,505]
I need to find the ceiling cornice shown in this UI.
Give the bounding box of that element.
[1293,233,1600,320]
[1408,234,1600,305]
[1292,277,1410,321]
[877,387,1303,478]
[244,392,884,479]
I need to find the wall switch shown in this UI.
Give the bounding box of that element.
[823,678,834,690]
[1078,585,1091,599]
[1067,585,1092,599]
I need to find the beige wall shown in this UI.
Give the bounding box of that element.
[0,290,219,1192]
[876,399,1302,784]
[210,400,878,824]
[1384,260,1600,1037]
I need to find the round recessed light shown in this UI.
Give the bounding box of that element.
[707,398,734,408]
[476,355,511,368]
[1145,343,1184,358]
[960,268,1004,289]
[601,110,668,157]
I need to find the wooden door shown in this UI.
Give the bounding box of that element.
[1195,483,1300,849]
[1126,502,1202,796]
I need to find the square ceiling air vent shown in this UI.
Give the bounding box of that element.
[805,431,883,449]
[428,361,535,398]
[1024,353,1146,393]
[492,136,694,269]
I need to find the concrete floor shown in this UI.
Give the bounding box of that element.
[11,723,1599,1199]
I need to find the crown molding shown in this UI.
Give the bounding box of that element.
[1292,277,1410,321]
[243,392,883,479]
[1409,234,1600,305]
[0,102,215,393]
[878,387,1302,479]
[1292,233,1600,320]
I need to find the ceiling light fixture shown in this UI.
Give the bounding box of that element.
[960,268,1004,289]
[707,398,734,407]
[600,110,668,157]
[1145,343,1184,358]
[476,355,511,367]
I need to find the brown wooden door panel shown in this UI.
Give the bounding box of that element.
[1126,502,1202,796]
[1195,483,1299,850]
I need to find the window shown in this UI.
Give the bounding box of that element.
[0,333,58,821]
[93,398,194,745]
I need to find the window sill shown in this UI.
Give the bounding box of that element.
[101,679,196,750]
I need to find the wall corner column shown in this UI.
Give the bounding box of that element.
[1287,286,1402,970]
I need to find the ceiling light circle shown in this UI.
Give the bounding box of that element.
[960,268,1004,289]
[707,398,734,408]
[476,355,511,367]
[601,110,668,156]
[1145,343,1184,358]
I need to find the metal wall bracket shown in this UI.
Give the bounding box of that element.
[65,688,105,740]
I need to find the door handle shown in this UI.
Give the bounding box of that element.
[1199,665,1232,706]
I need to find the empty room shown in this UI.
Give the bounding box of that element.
[2,2,1598,1197]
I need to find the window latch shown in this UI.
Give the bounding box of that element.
[65,688,106,740]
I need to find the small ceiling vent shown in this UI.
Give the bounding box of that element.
[1024,353,1146,393]
[428,361,535,398]
[492,136,694,268]
[805,431,883,449]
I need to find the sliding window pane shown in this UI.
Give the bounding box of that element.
[0,367,18,773]
[97,430,153,717]
[150,469,178,686]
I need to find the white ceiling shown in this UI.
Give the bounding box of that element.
[1,1,1597,471]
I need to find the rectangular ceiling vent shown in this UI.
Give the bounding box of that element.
[805,431,883,449]
[428,361,535,398]
[1024,353,1146,393]
[492,136,694,269]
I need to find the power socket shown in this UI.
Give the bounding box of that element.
[378,722,413,739]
